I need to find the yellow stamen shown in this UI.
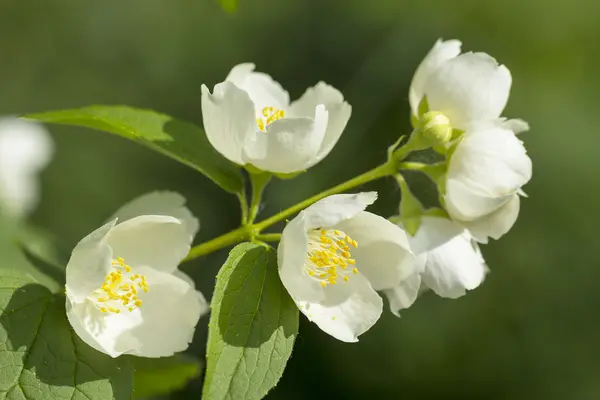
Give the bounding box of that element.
[304,229,360,287]
[256,106,286,132]
[90,257,149,314]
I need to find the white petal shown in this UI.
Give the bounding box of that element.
[409,39,462,116]
[224,63,256,86]
[126,267,203,357]
[295,273,382,342]
[110,191,199,239]
[242,106,328,173]
[201,82,256,165]
[278,212,325,303]
[466,118,530,136]
[445,178,509,221]
[104,215,191,273]
[0,118,54,217]
[445,127,531,220]
[424,52,512,129]
[408,216,465,255]
[66,267,204,358]
[66,299,142,358]
[65,219,116,303]
[288,82,352,166]
[383,272,422,316]
[503,118,530,134]
[225,63,290,110]
[459,127,532,193]
[302,192,378,230]
[421,232,487,298]
[464,194,521,243]
[173,269,210,316]
[278,203,382,341]
[334,211,414,291]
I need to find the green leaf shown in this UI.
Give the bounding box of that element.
[25,106,244,194]
[203,243,298,400]
[132,354,202,398]
[218,0,238,13]
[0,270,133,399]
[0,218,62,293]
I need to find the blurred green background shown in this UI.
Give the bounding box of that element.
[2,0,599,398]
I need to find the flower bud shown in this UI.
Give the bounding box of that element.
[417,111,453,147]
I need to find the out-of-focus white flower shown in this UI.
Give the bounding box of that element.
[444,122,532,242]
[384,216,487,315]
[278,192,413,342]
[65,192,208,358]
[0,117,53,218]
[201,63,351,174]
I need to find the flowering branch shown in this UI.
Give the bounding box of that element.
[184,159,399,263]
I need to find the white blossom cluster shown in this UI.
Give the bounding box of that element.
[0,38,531,355]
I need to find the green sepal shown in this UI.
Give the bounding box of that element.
[421,162,447,184]
[423,207,450,219]
[244,164,264,174]
[410,112,419,129]
[451,128,464,140]
[397,174,425,236]
[410,96,429,129]
[387,135,406,161]
[402,217,422,237]
[445,137,462,161]
[274,170,305,180]
[417,96,429,117]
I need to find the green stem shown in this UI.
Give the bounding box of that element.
[184,160,398,263]
[247,172,272,225]
[184,226,249,262]
[256,233,281,242]
[399,161,446,183]
[398,161,429,171]
[237,192,249,225]
[254,161,396,231]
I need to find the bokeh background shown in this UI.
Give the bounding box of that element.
[2,0,599,398]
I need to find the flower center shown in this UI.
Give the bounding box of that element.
[90,257,149,314]
[256,106,285,132]
[304,229,359,287]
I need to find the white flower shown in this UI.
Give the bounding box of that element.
[65,192,208,358]
[201,63,351,173]
[445,122,532,242]
[409,39,532,241]
[0,117,53,218]
[409,39,513,130]
[277,192,414,342]
[384,216,487,316]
